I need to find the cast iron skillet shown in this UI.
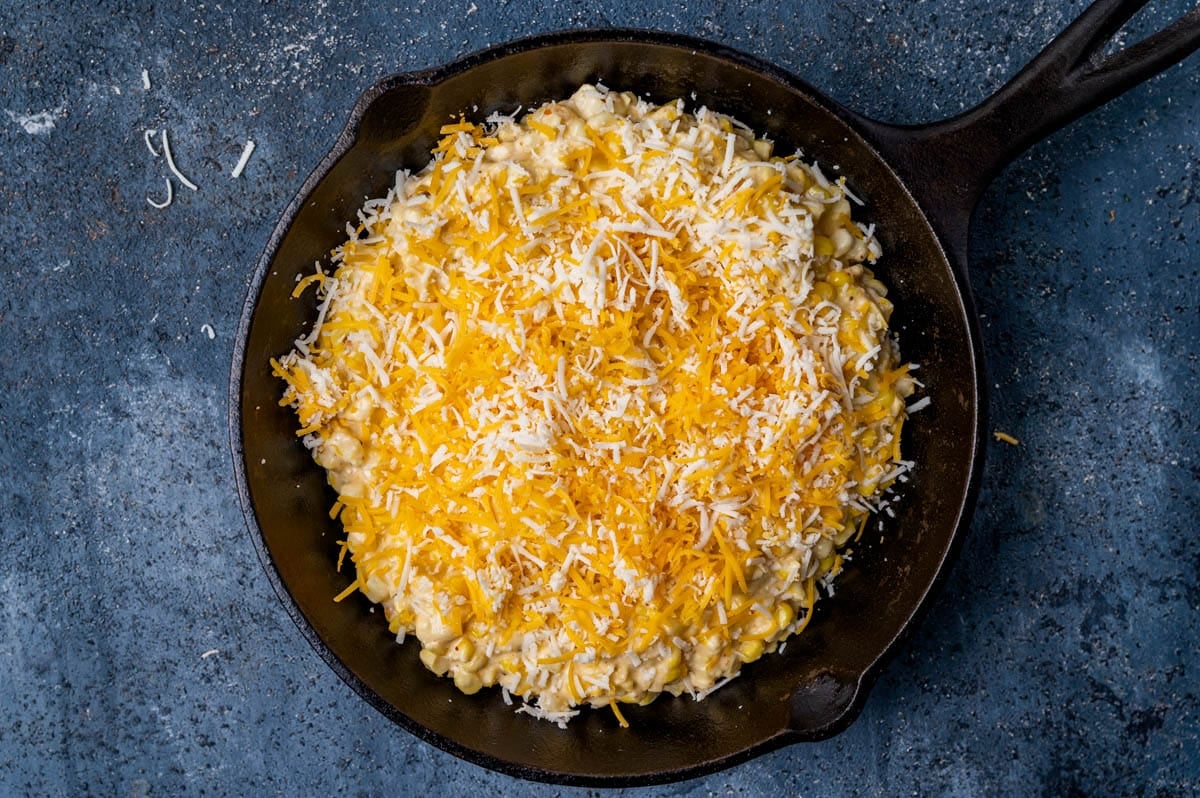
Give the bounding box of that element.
[230,0,1200,785]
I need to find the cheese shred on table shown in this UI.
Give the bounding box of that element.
[274,85,916,726]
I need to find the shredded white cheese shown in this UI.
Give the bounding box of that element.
[906,396,932,414]
[146,177,173,209]
[160,129,198,191]
[144,128,160,158]
[231,139,256,178]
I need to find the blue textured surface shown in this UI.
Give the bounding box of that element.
[1,1,1197,794]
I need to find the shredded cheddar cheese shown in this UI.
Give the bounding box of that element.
[274,85,916,726]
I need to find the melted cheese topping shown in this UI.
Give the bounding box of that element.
[274,85,915,725]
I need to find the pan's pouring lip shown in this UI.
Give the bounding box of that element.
[228,29,987,787]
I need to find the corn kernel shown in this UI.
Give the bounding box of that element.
[587,111,618,130]
[453,671,483,695]
[737,639,764,662]
[834,522,858,546]
[647,104,679,122]
[449,637,475,664]
[657,646,683,683]
[775,602,796,631]
[747,609,777,638]
[832,228,855,257]
[419,649,449,676]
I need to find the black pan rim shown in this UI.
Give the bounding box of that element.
[229,27,987,787]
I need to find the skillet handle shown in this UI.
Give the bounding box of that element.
[855,0,1200,262]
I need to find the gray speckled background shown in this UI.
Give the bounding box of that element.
[2,0,1198,795]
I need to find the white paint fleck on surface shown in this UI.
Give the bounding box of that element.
[5,106,65,135]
